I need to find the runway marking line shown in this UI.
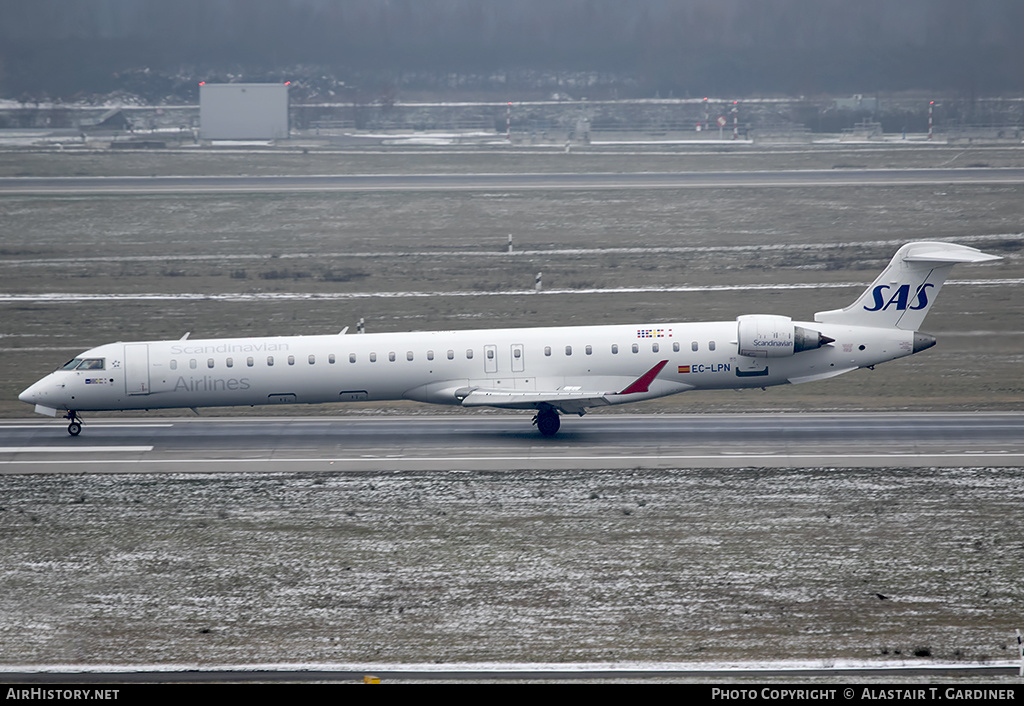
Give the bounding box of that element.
[0,446,154,454]
[2,452,1023,465]
[0,422,172,426]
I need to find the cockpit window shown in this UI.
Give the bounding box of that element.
[61,358,104,371]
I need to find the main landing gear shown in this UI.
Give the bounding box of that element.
[64,410,83,436]
[533,406,561,437]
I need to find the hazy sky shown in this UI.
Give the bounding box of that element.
[1,0,1021,99]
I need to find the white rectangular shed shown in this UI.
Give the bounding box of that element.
[200,83,289,140]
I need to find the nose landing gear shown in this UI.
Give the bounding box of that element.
[64,410,83,436]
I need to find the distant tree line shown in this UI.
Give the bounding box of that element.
[1,0,1021,101]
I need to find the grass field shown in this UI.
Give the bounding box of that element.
[2,466,1022,667]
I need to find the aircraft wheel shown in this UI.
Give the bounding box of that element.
[536,410,560,437]
[68,422,82,436]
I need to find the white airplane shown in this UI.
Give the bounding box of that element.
[19,241,1000,437]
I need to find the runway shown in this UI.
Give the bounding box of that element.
[2,662,1018,683]
[2,412,1022,474]
[3,168,1024,194]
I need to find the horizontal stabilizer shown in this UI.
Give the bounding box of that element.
[901,244,1002,264]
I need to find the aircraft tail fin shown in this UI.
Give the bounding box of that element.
[814,242,1000,330]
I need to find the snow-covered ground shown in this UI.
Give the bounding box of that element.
[1,466,1021,669]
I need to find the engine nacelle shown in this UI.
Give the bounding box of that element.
[737,314,834,358]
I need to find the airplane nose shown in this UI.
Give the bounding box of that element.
[19,379,47,405]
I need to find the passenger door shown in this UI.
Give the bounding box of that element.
[124,343,150,395]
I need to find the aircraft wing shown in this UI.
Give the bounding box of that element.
[458,388,617,415]
[457,360,685,415]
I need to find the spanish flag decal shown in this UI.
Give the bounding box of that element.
[678,365,690,374]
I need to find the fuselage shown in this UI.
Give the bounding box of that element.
[19,319,917,414]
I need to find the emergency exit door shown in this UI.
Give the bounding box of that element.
[510,344,525,372]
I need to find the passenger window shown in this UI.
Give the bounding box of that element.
[709,341,716,351]
[513,348,521,359]
[565,346,572,356]
[407,351,414,361]
[652,343,659,353]
[309,355,315,365]
[585,345,592,355]
[673,342,680,352]
[611,344,618,354]
[486,349,494,359]
[170,360,177,371]
[329,354,336,364]
[190,359,197,369]
[466,349,473,359]
[207,358,215,369]
[631,344,638,354]
[288,355,295,366]
[447,350,454,360]
[427,350,434,361]
[349,353,356,363]
[389,352,396,362]
[544,346,551,356]
[226,357,234,368]
[691,341,699,352]
[247,357,254,367]
[268,356,274,366]
[370,352,377,362]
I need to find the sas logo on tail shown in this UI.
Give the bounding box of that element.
[863,283,934,312]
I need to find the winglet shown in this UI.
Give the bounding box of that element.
[617,360,668,395]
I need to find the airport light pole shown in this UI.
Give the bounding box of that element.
[1017,630,1023,677]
